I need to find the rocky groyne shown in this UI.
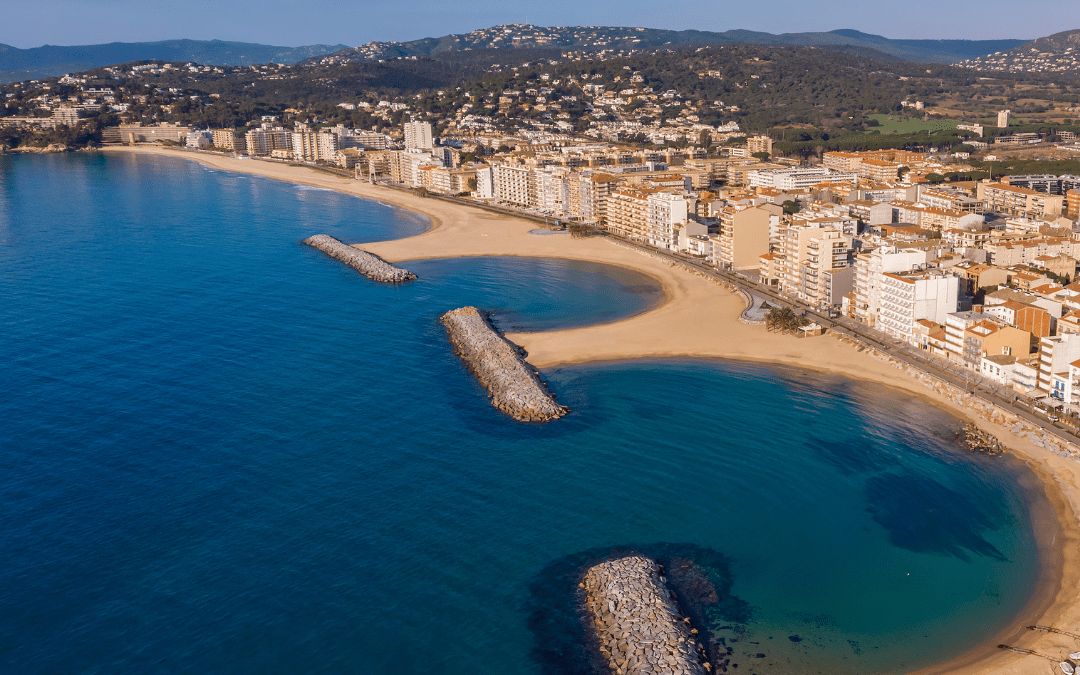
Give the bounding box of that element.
[440,306,569,423]
[962,422,1006,455]
[302,234,416,282]
[582,556,709,675]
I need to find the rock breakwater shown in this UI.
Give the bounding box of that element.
[582,556,709,675]
[962,422,1006,455]
[302,234,416,282]
[440,306,568,423]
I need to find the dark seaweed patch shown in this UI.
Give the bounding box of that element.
[864,473,1007,562]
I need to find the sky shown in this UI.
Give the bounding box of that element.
[0,0,1068,49]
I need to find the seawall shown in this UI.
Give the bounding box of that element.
[441,306,569,423]
[582,556,709,675]
[302,234,416,282]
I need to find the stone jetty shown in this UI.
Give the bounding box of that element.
[582,556,709,675]
[440,306,569,423]
[302,234,416,282]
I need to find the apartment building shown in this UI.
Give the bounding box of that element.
[474,165,494,199]
[798,229,854,306]
[917,187,985,214]
[186,130,212,148]
[646,191,693,251]
[983,300,1054,338]
[877,271,959,345]
[607,187,660,241]
[822,152,863,172]
[1067,190,1080,220]
[403,120,433,151]
[977,181,1064,219]
[746,135,773,155]
[211,129,246,152]
[577,172,618,224]
[492,163,538,207]
[727,161,783,186]
[244,125,291,156]
[747,167,858,190]
[852,246,935,327]
[944,311,992,363]
[857,158,901,183]
[773,222,854,306]
[291,129,317,162]
[714,206,771,270]
[389,149,437,186]
[1038,334,1080,396]
[105,122,193,144]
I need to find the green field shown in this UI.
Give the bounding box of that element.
[867,114,961,134]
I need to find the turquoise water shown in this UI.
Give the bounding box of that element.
[0,153,1043,675]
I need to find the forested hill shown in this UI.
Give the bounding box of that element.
[306,24,1026,66]
[0,40,349,84]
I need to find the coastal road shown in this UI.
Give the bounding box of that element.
[604,233,1080,450]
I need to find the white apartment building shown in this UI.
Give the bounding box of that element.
[492,163,538,207]
[877,271,960,345]
[853,246,936,327]
[245,125,291,156]
[747,167,859,191]
[535,167,574,217]
[474,165,494,199]
[185,129,212,148]
[1038,334,1080,396]
[646,191,692,251]
[403,120,433,151]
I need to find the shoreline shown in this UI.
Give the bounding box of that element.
[97,146,1080,675]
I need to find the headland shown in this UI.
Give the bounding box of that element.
[102,145,1080,675]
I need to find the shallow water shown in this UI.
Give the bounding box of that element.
[0,152,1042,675]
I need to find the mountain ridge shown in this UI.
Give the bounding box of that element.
[306,24,1028,66]
[0,39,349,83]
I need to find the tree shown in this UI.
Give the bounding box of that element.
[781,200,800,215]
[752,151,770,160]
[765,307,810,334]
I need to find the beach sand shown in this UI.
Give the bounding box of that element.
[105,146,1080,675]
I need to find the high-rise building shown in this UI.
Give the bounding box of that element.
[997,109,1011,128]
[746,135,772,156]
[403,120,433,151]
[212,129,247,152]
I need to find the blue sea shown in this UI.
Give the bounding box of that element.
[0,152,1044,675]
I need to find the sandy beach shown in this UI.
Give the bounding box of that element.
[106,146,1080,675]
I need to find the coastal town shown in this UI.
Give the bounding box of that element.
[11,15,1080,675]
[11,95,1080,417]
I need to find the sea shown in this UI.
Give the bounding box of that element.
[0,152,1045,675]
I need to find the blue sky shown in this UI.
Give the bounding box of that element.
[0,0,1066,48]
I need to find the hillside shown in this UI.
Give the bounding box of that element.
[305,24,1026,66]
[956,29,1080,74]
[0,40,349,84]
